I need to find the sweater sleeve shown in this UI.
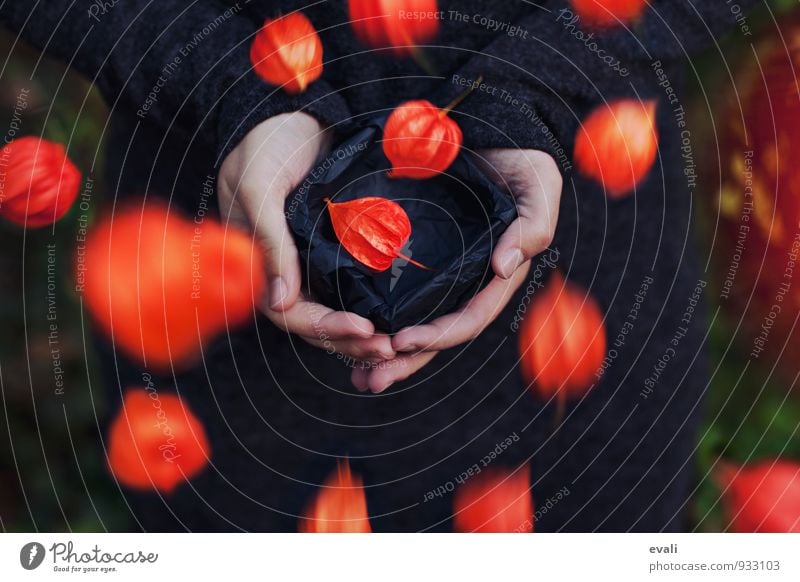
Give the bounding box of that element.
[437,0,761,163]
[0,0,350,162]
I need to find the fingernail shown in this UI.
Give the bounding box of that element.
[372,380,393,394]
[396,343,418,353]
[500,249,523,277]
[268,276,288,309]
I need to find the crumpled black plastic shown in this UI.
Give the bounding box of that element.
[285,115,517,334]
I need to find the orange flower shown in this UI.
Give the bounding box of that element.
[250,12,323,94]
[348,0,439,56]
[108,389,210,493]
[325,196,430,271]
[300,460,372,532]
[453,467,534,533]
[383,99,463,179]
[0,136,81,227]
[80,204,264,370]
[574,98,659,198]
[518,271,606,404]
[715,459,800,533]
[570,0,648,29]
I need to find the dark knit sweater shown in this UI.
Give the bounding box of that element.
[1,0,758,531]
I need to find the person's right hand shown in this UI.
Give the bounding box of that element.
[218,112,396,362]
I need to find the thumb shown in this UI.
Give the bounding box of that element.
[481,150,562,279]
[241,171,303,312]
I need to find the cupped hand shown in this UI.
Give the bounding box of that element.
[218,112,396,362]
[352,149,563,393]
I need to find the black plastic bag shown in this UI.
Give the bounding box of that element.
[285,115,517,333]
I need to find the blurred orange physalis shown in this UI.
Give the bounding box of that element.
[108,389,210,493]
[0,136,81,227]
[715,459,800,533]
[574,98,659,197]
[453,467,534,533]
[348,0,440,57]
[80,204,264,370]
[325,196,431,272]
[570,0,648,29]
[518,271,606,406]
[300,460,372,532]
[250,12,323,94]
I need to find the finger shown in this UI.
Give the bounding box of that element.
[482,151,562,279]
[392,266,528,353]
[241,175,303,312]
[265,297,376,340]
[304,334,396,362]
[351,366,370,392]
[362,351,439,393]
[217,182,251,233]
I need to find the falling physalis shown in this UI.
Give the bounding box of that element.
[325,196,431,272]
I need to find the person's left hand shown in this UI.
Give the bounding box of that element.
[350,149,563,393]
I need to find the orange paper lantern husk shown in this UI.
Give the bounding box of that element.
[348,0,440,57]
[325,196,431,271]
[570,0,648,29]
[715,459,800,533]
[0,136,82,227]
[518,271,607,412]
[107,389,211,493]
[80,204,264,370]
[300,460,372,532]
[250,12,323,94]
[382,97,465,180]
[453,467,534,533]
[574,98,659,197]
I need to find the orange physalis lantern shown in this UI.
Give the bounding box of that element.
[250,12,323,94]
[518,271,607,405]
[453,467,534,533]
[325,196,431,271]
[300,460,372,532]
[107,389,210,493]
[348,0,440,57]
[570,0,648,29]
[0,136,81,227]
[574,98,659,198]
